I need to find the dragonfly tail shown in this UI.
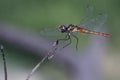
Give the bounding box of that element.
[89,31,111,37]
[78,27,111,37]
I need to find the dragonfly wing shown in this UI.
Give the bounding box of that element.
[79,5,94,25]
[40,27,65,38]
[81,13,108,30]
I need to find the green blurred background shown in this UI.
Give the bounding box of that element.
[0,0,120,80]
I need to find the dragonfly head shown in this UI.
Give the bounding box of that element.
[58,25,68,33]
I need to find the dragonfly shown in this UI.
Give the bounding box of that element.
[41,6,111,50]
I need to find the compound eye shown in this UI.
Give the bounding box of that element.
[59,25,66,30]
[58,25,66,33]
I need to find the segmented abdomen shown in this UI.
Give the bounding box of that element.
[76,27,111,37]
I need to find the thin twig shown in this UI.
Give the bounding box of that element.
[25,40,59,80]
[0,45,8,80]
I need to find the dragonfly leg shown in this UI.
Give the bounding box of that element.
[62,34,72,49]
[57,34,69,41]
[48,34,71,59]
[71,33,79,50]
[56,33,72,49]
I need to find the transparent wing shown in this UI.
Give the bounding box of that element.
[79,5,94,25]
[40,26,66,38]
[81,13,108,30]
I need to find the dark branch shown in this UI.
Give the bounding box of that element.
[0,45,7,80]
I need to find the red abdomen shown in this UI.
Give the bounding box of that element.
[76,27,111,37]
